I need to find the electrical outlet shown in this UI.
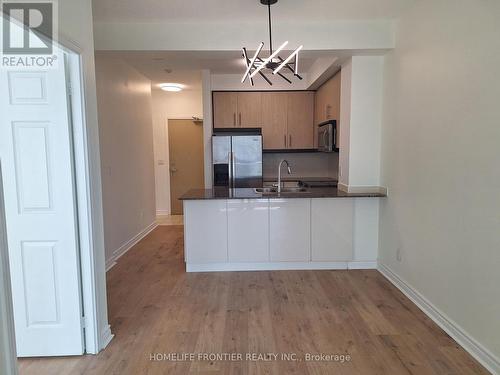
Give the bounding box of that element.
[396,248,402,262]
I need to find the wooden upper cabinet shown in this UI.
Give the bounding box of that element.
[261,92,288,149]
[213,92,237,128]
[213,90,316,150]
[314,71,341,124]
[314,85,326,125]
[237,92,262,128]
[213,92,262,128]
[287,92,315,149]
[314,71,341,146]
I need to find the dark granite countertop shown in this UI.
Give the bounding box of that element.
[263,176,338,182]
[180,187,386,200]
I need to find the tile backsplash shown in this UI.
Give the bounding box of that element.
[263,152,339,180]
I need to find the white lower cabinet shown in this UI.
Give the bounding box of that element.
[270,198,311,262]
[311,198,354,261]
[183,197,376,271]
[228,199,269,262]
[184,200,228,263]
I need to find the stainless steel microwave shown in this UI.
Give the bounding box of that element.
[317,120,338,152]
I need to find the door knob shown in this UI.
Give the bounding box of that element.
[170,167,178,173]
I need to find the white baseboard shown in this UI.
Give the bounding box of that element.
[105,259,116,272]
[348,261,378,269]
[186,261,377,273]
[378,263,499,375]
[105,221,158,272]
[99,324,114,351]
[156,210,170,217]
[338,182,349,192]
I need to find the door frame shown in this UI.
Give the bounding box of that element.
[0,33,109,359]
[57,37,113,354]
[0,162,18,374]
[62,41,110,354]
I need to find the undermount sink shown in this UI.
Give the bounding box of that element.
[254,187,309,194]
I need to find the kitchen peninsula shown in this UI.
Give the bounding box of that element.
[180,187,385,272]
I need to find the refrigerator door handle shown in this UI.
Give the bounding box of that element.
[231,151,236,188]
[228,151,233,189]
[333,125,337,150]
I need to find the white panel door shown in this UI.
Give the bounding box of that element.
[227,199,269,262]
[184,200,228,263]
[270,199,311,262]
[311,198,354,261]
[0,48,84,356]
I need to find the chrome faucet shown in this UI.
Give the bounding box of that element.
[277,159,292,193]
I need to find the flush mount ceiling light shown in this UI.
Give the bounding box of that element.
[241,0,303,86]
[159,83,183,92]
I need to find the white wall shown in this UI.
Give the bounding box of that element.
[339,60,352,187]
[151,87,203,215]
[59,0,110,352]
[349,56,383,187]
[94,20,395,51]
[339,56,384,191]
[95,55,156,265]
[379,0,500,370]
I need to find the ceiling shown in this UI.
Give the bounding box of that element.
[92,0,412,87]
[93,0,407,88]
[93,0,414,23]
[99,50,340,88]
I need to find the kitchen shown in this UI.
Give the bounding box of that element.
[3,0,498,374]
[181,68,385,272]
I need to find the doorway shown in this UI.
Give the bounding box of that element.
[168,119,205,215]
[0,41,100,359]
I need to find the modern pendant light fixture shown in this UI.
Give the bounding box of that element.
[241,0,303,86]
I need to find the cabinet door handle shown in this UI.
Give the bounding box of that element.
[284,134,287,148]
[289,134,292,148]
[233,113,236,126]
[239,113,242,127]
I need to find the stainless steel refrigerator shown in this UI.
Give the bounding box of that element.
[212,129,263,188]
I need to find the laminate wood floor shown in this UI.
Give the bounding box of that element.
[157,215,184,226]
[18,226,490,375]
